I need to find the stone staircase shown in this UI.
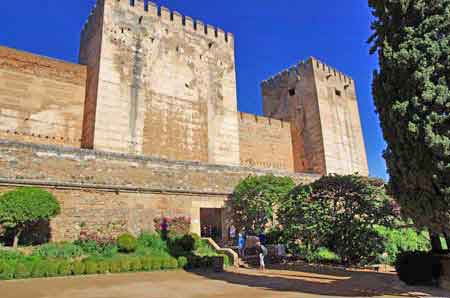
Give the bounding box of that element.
[201,238,240,268]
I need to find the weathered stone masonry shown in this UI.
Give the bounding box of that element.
[0,0,368,241]
[0,46,86,148]
[0,140,317,241]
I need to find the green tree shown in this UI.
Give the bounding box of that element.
[0,187,60,247]
[368,0,450,248]
[279,175,396,265]
[230,175,295,234]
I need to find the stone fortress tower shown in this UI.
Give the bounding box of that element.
[0,0,368,240]
[80,0,240,166]
[262,59,369,176]
[76,0,368,176]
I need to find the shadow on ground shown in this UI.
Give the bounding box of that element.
[193,262,449,297]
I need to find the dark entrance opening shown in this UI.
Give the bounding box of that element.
[200,208,223,242]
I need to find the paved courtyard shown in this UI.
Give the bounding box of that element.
[1,265,448,298]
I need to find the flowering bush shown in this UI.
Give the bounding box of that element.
[153,216,191,237]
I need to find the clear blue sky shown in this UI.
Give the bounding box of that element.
[0,0,388,179]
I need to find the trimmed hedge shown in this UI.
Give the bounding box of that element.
[0,255,177,280]
[117,233,138,253]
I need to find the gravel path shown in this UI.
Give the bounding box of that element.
[0,266,448,298]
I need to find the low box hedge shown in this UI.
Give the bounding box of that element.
[0,254,221,280]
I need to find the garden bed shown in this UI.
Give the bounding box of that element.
[0,232,229,280]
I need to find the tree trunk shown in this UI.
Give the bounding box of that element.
[12,228,22,248]
[430,231,442,253]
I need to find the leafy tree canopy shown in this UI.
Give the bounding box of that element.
[279,174,396,265]
[230,175,295,234]
[368,0,450,232]
[0,187,60,247]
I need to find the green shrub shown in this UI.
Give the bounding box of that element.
[140,257,152,271]
[375,226,431,265]
[96,260,109,274]
[395,251,442,285]
[315,247,341,263]
[117,233,137,253]
[177,256,188,269]
[14,262,32,279]
[0,262,15,280]
[33,243,84,259]
[119,258,131,272]
[75,240,118,258]
[279,175,395,265]
[150,258,162,271]
[58,261,72,276]
[231,175,295,233]
[72,261,85,275]
[138,233,167,250]
[135,246,170,258]
[31,261,46,278]
[179,235,196,251]
[195,239,218,257]
[45,261,60,277]
[265,228,284,245]
[129,257,142,271]
[162,257,178,270]
[168,234,196,257]
[0,187,60,248]
[289,246,340,264]
[0,249,25,261]
[220,254,231,267]
[84,260,98,275]
[109,259,121,273]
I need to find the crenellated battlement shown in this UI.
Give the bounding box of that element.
[261,59,310,90]
[310,57,353,84]
[82,0,233,44]
[261,57,354,90]
[239,112,289,128]
[81,0,104,42]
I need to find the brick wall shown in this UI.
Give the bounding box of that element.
[239,112,294,171]
[0,140,318,241]
[0,46,87,148]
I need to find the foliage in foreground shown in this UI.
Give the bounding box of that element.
[0,231,228,280]
[278,174,396,265]
[374,226,431,265]
[0,187,60,248]
[231,175,295,234]
[368,0,450,234]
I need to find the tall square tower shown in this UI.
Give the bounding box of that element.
[79,0,240,165]
[262,58,369,176]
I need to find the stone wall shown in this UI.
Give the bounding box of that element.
[0,140,318,241]
[262,59,325,173]
[312,59,369,176]
[238,112,294,171]
[0,46,87,148]
[262,58,369,176]
[80,0,240,166]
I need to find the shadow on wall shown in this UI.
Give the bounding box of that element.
[0,220,51,246]
[191,263,447,297]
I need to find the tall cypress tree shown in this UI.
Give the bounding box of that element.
[368,0,450,247]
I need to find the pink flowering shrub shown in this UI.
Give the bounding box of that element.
[153,216,191,237]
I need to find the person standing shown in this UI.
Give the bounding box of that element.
[238,232,245,257]
[255,241,267,271]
